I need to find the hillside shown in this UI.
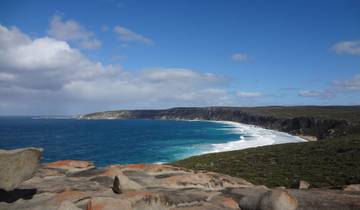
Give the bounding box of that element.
[174,134,360,188]
[80,106,360,139]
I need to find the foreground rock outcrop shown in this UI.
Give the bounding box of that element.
[1,160,360,210]
[0,148,43,191]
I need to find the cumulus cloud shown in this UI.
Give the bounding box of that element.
[0,25,116,90]
[0,24,236,114]
[113,26,153,45]
[333,74,360,90]
[236,91,262,98]
[231,53,248,62]
[298,90,334,98]
[297,74,360,99]
[331,40,360,55]
[48,15,101,49]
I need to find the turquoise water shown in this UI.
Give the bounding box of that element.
[0,117,242,166]
[0,117,305,166]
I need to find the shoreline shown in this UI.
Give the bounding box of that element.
[184,118,315,142]
[166,118,309,160]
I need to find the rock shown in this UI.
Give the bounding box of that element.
[131,192,170,210]
[49,190,89,206]
[57,201,82,210]
[157,171,252,190]
[90,176,114,187]
[112,175,121,194]
[68,168,106,178]
[45,160,95,173]
[0,147,43,191]
[259,189,298,210]
[3,161,360,210]
[343,184,360,191]
[99,166,143,190]
[299,180,310,189]
[237,186,269,210]
[115,173,143,190]
[162,190,210,206]
[36,168,64,178]
[236,188,297,210]
[298,135,317,141]
[288,188,360,210]
[86,197,132,210]
[209,195,240,209]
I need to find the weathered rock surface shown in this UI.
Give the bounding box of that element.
[343,184,360,191]
[0,147,43,191]
[112,176,121,194]
[1,161,360,210]
[298,180,310,190]
[259,189,298,210]
[45,160,95,173]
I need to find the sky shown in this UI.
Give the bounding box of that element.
[0,0,359,115]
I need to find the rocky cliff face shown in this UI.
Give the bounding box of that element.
[80,107,360,140]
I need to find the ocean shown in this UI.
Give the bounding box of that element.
[0,117,305,166]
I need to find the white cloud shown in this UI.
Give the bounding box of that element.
[331,40,360,55]
[231,53,248,62]
[0,72,15,81]
[0,24,118,91]
[297,74,360,99]
[298,90,334,98]
[113,26,153,45]
[236,91,262,98]
[0,24,239,114]
[48,15,101,49]
[333,74,360,90]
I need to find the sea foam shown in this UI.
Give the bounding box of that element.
[201,120,306,154]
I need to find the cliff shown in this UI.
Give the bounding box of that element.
[80,106,360,140]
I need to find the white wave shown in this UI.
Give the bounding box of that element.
[200,120,306,154]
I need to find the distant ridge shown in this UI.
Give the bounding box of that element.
[80,106,360,140]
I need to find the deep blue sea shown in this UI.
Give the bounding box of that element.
[0,117,304,166]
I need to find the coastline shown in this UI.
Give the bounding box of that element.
[79,106,358,141]
[172,119,308,158]
[184,118,314,142]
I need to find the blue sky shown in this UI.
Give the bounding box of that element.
[0,0,359,115]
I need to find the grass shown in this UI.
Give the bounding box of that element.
[173,134,360,188]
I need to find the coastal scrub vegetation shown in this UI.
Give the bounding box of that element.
[174,134,360,188]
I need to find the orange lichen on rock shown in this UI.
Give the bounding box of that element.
[46,160,94,170]
[99,165,123,177]
[221,197,240,209]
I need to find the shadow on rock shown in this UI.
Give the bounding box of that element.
[0,188,37,203]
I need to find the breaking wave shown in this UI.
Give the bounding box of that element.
[200,120,306,154]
